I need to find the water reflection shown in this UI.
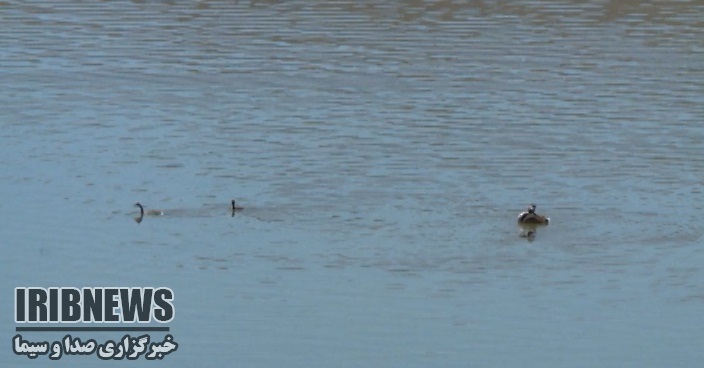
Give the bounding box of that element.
[518,228,537,241]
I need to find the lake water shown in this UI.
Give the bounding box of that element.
[2,1,703,367]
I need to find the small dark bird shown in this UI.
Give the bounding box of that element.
[134,202,164,217]
[231,199,244,216]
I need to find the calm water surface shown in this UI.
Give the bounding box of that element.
[2,1,703,367]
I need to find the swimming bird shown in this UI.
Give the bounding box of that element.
[231,199,244,216]
[134,202,164,217]
[517,203,549,224]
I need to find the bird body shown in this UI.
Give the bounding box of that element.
[134,202,164,217]
[517,204,549,225]
[231,199,244,212]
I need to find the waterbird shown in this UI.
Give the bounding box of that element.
[517,203,549,225]
[134,202,164,217]
[231,199,244,215]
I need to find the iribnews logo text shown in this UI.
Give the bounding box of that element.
[15,287,174,323]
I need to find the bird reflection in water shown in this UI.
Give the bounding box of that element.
[519,229,536,241]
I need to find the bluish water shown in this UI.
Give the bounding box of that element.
[2,1,703,367]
